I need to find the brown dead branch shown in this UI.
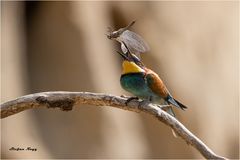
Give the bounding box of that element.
[0,91,227,159]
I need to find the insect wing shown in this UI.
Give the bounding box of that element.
[121,43,128,54]
[119,30,150,54]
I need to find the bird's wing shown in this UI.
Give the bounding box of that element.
[145,70,169,98]
[118,30,150,54]
[146,69,187,110]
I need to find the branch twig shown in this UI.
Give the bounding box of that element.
[0,91,227,159]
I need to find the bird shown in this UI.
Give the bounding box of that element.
[116,43,187,136]
[107,20,149,58]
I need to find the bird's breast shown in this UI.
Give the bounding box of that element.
[120,72,153,98]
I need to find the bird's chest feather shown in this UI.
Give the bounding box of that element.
[120,73,153,97]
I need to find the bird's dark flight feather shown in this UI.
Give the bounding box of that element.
[174,98,188,110]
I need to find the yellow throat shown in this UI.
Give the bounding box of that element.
[122,60,145,74]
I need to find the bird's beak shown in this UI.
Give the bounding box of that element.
[121,42,145,67]
[116,50,129,60]
[116,49,145,68]
[130,53,145,67]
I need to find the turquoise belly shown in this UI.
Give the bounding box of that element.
[120,73,154,98]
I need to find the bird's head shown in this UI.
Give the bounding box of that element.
[116,42,145,74]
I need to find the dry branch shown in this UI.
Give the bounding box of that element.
[0,91,227,159]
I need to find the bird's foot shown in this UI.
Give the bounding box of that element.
[138,99,151,108]
[125,96,139,105]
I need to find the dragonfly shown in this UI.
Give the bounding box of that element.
[107,21,150,58]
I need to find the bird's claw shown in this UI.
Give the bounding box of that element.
[125,96,139,105]
[138,99,151,108]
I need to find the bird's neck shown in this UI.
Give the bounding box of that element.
[122,60,145,74]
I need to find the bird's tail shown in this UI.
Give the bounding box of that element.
[167,96,187,110]
[174,98,188,110]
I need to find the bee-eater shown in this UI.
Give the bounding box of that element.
[117,43,187,119]
[107,21,149,57]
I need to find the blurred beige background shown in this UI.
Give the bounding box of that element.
[1,1,239,159]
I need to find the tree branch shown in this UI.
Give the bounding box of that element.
[0,91,227,159]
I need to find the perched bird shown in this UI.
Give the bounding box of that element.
[107,21,187,136]
[117,43,187,136]
[107,20,149,57]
